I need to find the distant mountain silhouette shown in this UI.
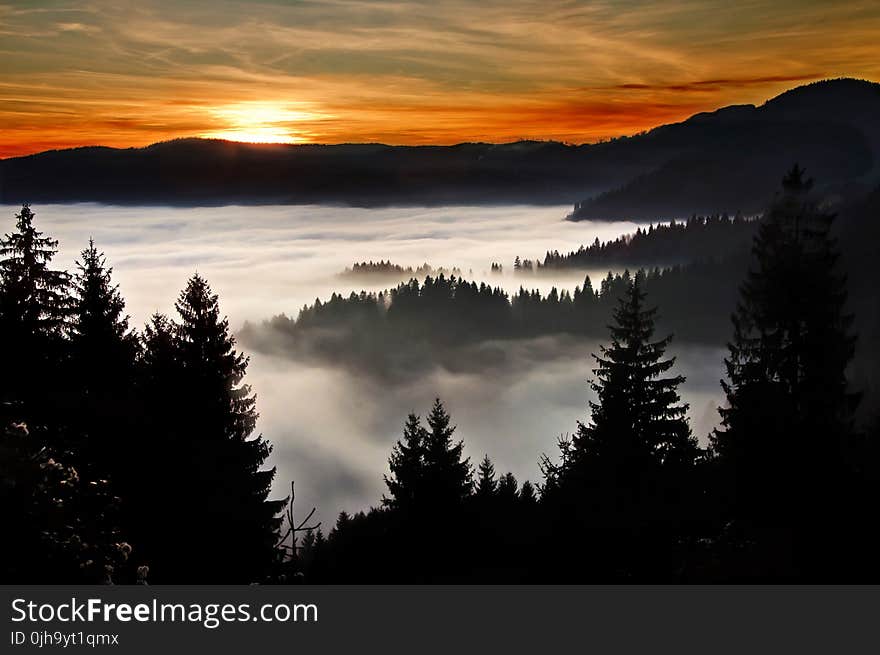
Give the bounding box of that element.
[1,78,877,211]
[570,78,880,220]
[0,140,616,206]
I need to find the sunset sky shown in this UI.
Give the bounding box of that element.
[1,0,879,158]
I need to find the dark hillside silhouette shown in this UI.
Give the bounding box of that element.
[3,162,880,583]
[532,213,758,271]
[340,260,461,281]
[2,79,878,210]
[569,78,880,220]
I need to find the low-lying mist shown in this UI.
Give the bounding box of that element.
[249,336,726,522]
[1,202,726,522]
[11,203,642,325]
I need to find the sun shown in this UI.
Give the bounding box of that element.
[201,102,322,144]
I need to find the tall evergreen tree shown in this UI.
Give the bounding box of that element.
[127,312,178,575]
[372,401,473,581]
[573,274,696,470]
[68,240,139,476]
[550,274,697,580]
[383,413,427,511]
[711,166,859,579]
[70,240,136,376]
[423,398,473,508]
[176,274,283,582]
[475,454,498,499]
[0,204,69,416]
[141,313,177,386]
[137,275,283,582]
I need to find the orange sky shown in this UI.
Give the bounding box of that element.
[1,0,879,158]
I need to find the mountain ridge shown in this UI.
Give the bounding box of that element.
[2,78,877,214]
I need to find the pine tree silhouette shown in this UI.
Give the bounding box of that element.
[383,412,427,511]
[122,312,179,577]
[547,274,697,581]
[0,204,70,419]
[475,454,498,499]
[423,398,473,508]
[69,239,139,477]
[141,313,177,387]
[497,471,519,503]
[175,274,284,582]
[519,480,537,506]
[134,275,283,582]
[573,273,696,470]
[711,165,859,580]
[70,239,135,371]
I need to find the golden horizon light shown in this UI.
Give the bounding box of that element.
[0,1,879,157]
[200,102,326,144]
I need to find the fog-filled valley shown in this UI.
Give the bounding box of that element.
[4,158,880,585]
[11,203,643,323]
[3,0,880,592]
[0,202,730,520]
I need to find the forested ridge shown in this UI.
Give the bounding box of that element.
[3,79,877,214]
[240,261,745,375]
[535,213,758,270]
[3,166,880,583]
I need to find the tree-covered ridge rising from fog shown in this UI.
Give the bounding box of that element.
[239,262,745,379]
[3,165,880,583]
[238,213,762,377]
[535,213,759,271]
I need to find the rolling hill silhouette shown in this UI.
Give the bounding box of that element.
[570,78,880,219]
[1,78,877,215]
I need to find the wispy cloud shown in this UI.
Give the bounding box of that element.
[1,0,878,156]
[601,73,827,93]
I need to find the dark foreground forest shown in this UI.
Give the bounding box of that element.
[2,166,880,583]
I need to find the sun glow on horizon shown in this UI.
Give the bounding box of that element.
[1,1,879,157]
[200,102,325,144]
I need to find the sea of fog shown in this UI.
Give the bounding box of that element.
[1,203,726,521]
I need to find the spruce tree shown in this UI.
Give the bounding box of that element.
[558,274,696,580]
[178,274,283,582]
[519,480,537,506]
[69,240,138,476]
[128,312,182,578]
[141,275,282,582]
[519,480,539,540]
[70,239,136,377]
[497,472,519,503]
[0,204,69,414]
[0,205,69,339]
[711,166,858,578]
[383,413,427,511]
[423,398,473,508]
[141,313,177,386]
[573,274,696,471]
[475,454,497,499]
